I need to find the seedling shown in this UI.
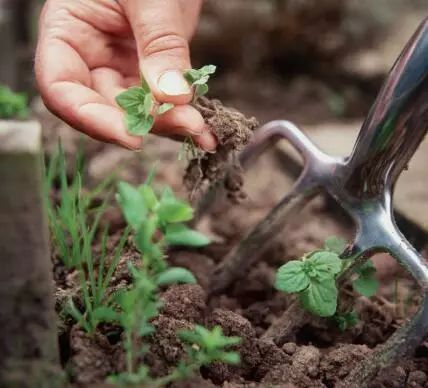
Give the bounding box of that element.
[105,176,241,385]
[0,85,28,119]
[45,143,130,333]
[116,77,174,136]
[275,236,379,318]
[184,65,217,102]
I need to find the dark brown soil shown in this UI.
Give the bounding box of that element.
[184,97,258,201]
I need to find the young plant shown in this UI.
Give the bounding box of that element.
[45,143,128,333]
[116,77,174,136]
[107,176,234,385]
[184,65,217,102]
[275,236,379,319]
[0,84,29,119]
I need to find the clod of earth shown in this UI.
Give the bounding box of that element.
[184,97,258,201]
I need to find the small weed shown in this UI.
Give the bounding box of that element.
[116,77,174,136]
[45,143,129,333]
[105,175,239,385]
[184,65,217,102]
[0,85,29,119]
[332,311,359,331]
[117,65,216,137]
[275,236,379,319]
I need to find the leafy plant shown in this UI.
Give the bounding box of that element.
[184,65,217,102]
[275,236,379,319]
[0,85,29,119]
[332,311,359,331]
[106,176,233,385]
[352,260,379,297]
[116,77,174,136]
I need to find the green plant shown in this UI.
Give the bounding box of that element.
[332,311,359,331]
[44,143,115,269]
[116,77,174,136]
[184,65,217,102]
[105,176,239,385]
[0,85,29,119]
[45,143,129,333]
[275,236,379,318]
[352,259,379,297]
[116,65,216,137]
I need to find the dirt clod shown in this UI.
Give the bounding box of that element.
[292,345,321,378]
[320,344,371,385]
[161,284,207,323]
[184,97,258,200]
[69,325,117,385]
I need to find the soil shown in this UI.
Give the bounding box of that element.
[184,97,258,201]
[37,48,428,388]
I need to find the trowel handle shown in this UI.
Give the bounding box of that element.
[346,18,428,198]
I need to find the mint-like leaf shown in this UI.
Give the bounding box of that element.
[299,277,338,317]
[275,260,309,293]
[324,236,347,255]
[308,251,342,280]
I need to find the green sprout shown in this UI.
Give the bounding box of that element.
[106,173,237,385]
[45,143,130,333]
[184,65,216,102]
[275,236,379,319]
[0,85,29,119]
[116,77,174,136]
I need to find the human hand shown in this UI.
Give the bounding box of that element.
[35,0,217,151]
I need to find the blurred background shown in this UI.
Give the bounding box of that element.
[2,0,428,248]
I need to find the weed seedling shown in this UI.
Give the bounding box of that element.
[275,236,379,319]
[184,65,217,102]
[116,77,174,136]
[45,143,130,333]
[0,84,29,119]
[106,176,240,385]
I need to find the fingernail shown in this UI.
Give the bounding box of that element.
[158,70,191,96]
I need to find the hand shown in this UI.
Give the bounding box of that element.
[35,0,217,151]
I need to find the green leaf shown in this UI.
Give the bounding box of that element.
[116,87,144,115]
[199,65,217,75]
[183,69,201,84]
[333,311,359,331]
[299,278,338,317]
[354,260,376,278]
[195,84,209,97]
[353,276,379,297]
[116,181,147,229]
[141,76,151,93]
[156,267,197,286]
[158,198,194,223]
[92,306,119,322]
[126,114,154,136]
[157,103,174,115]
[275,260,309,293]
[193,75,210,85]
[218,351,241,364]
[307,251,342,279]
[139,185,158,210]
[143,93,153,116]
[324,236,347,255]
[164,224,210,247]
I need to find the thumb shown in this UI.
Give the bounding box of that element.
[119,0,193,104]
